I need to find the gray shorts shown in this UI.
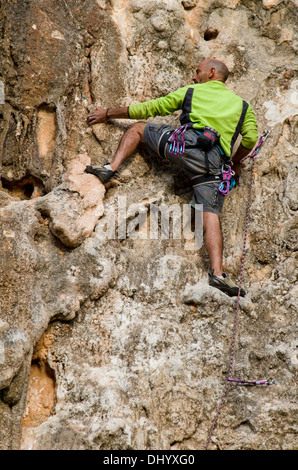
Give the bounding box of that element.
[143,123,226,215]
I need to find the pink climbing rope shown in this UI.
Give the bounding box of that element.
[204,130,271,450]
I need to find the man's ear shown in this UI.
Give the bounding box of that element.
[208,67,215,79]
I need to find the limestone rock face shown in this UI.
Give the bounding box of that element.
[0,0,297,450]
[36,154,105,247]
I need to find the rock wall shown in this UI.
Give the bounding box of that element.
[0,0,297,450]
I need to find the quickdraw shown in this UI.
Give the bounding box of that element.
[241,129,270,163]
[228,377,276,386]
[169,125,188,155]
[218,165,235,196]
[218,129,270,197]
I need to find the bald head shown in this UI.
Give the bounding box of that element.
[193,59,229,84]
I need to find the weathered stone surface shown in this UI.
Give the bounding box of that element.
[0,0,297,451]
[35,154,105,247]
[182,0,199,9]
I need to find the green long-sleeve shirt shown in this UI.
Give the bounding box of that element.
[128,81,258,157]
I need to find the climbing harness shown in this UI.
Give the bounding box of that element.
[168,125,221,157]
[192,163,236,196]
[204,130,273,451]
[195,126,221,151]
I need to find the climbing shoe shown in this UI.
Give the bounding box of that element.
[85,163,116,184]
[208,270,246,297]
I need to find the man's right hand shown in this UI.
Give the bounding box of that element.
[87,107,108,125]
[232,161,246,177]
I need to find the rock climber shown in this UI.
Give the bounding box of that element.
[85,59,258,297]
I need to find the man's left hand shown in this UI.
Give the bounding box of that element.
[87,107,107,125]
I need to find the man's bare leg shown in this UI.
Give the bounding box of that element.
[109,122,147,171]
[204,211,246,296]
[203,211,223,276]
[85,121,147,183]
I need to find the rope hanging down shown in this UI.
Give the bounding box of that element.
[204,130,272,451]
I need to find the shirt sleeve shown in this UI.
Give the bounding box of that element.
[240,105,258,149]
[128,87,188,120]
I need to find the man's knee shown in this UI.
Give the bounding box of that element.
[203,211,221,231]
[128,121,147,142]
